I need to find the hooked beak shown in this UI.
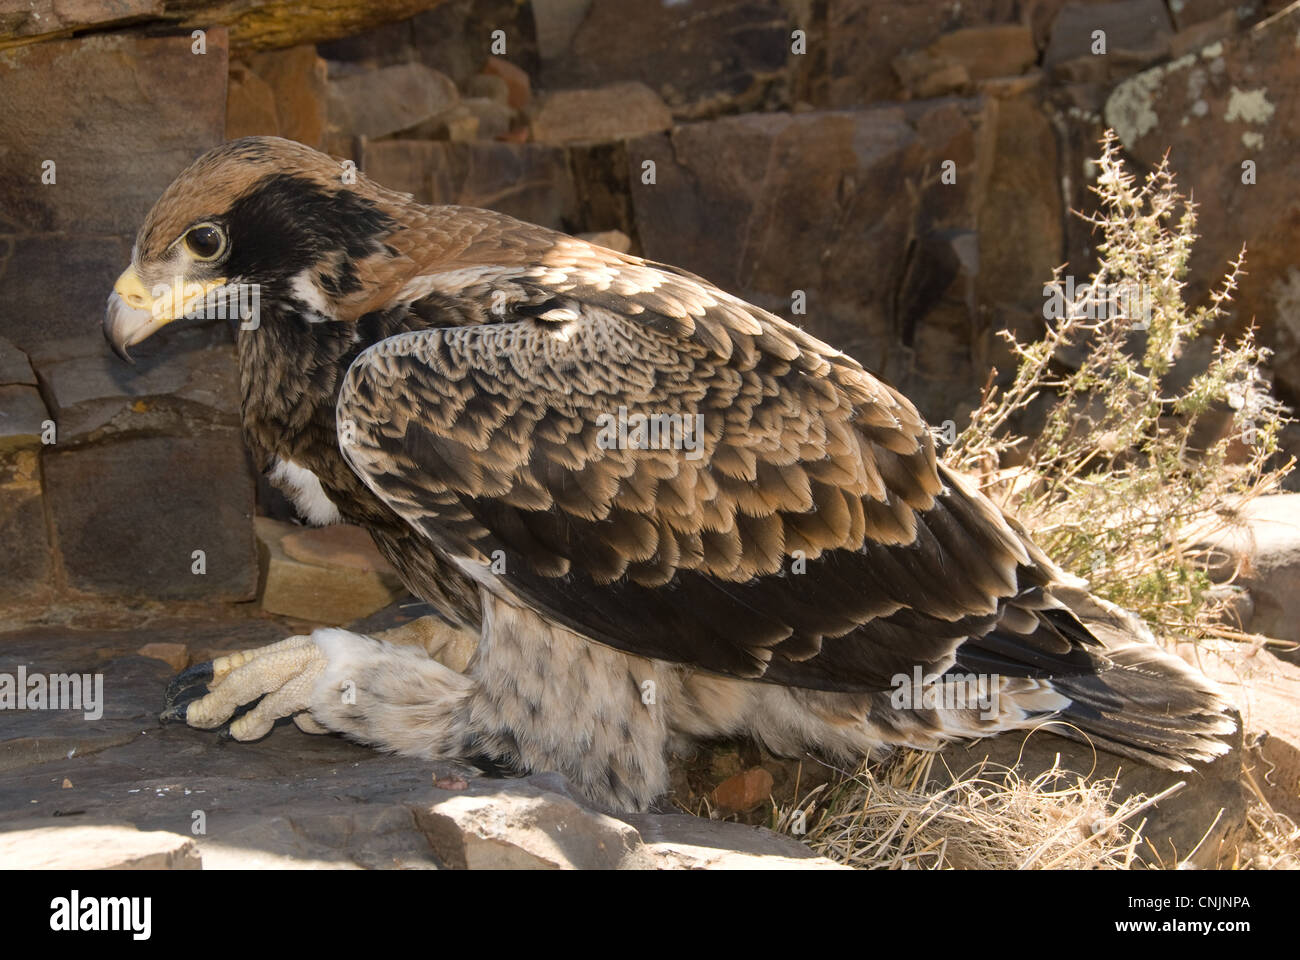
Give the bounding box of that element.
[103,267,228,363]
[104,268,167,364]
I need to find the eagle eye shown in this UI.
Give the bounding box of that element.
[184,223,226,261]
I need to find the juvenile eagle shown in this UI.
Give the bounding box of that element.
[105,137,1233,811]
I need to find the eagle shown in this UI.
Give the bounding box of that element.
[104,136,1233,812]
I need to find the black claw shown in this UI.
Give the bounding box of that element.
[161,661,216,723]
[163,662,214,709]
[159,701,188,725]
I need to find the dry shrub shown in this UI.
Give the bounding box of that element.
[778,132,1296,869]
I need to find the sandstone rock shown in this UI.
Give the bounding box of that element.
[0,446,52,606]
[0,32,227,236]
[532,83,673,145]
[0,336,36,386]
[466,72,510,105]
[629,101,994,422]
[327,62,459,139]
[256,517,406,625]
[0,234,134,355]
[1045,0,1173,73]
[44,431,258,602]
[229,45,329,147]
[0,0,457,55]
[0,31,226,383]
[1102,4,1300,407]
[712,767,775,813]
[36,323,241,443]
[0,384,48,447]
[0,825,200,870]
[542,0,790,117]
[416,779,642,869]
[577,230,632,254]
[894,24,1037,97]
[978,96,1065,319]
[531,0,593,64]
[482,56,531,110]
[459,96,515,140]
[226,61,280,140]
[280,523,398,573]
[0,0,164,46]
[1186,494,1300,663]
[1168,0,1246,31]
[1186,644,1300,823]
[624,813,848,869]
[136,642,191,673]
[820,0,1024,108]
[363,139,577,230]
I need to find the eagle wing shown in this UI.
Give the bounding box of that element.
[335,239,1072,692]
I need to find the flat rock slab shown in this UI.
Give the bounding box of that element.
[0,617,838,869]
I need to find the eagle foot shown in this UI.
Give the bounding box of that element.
[160,634,330,740]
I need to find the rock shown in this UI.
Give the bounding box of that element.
[894,25,1037,97]
[327,62,459,139]
[0,32,226,371]
[415,778,642,869]
[0,337,37,386]
[0,32,227,236]
[819,0,1025,108]
[0,0,460,55]
[1045,0,1174,73]
[256,517,406,625]
[460,96,515,140]
[978,96,1065,316]
[624,813,848,869]
[1101,4,1300,408]
[466,72,510,105]
[36,322,241,444]
[577,230,632,254]
[228,45,329,147]
[280,523,398,573]
[0,825,200,870]
[531,0,593,64]
[0,384,48,447]
[541,0,790,118]
[1168,8,1238,59]
[43,431,259,602]
[532,83,673,145]
[135,642,191,673]
[712,767,775,813]
[0,446,52,606]
[1168,0,1245,31]
[1186,494,1300,663]
[629,101,995,422]
[482,56,531,110]
[0,234,134,355]
[225,61,280,140]
[414,0,540,89]
[362,139,577,230]
[0,0,164,46]
[1187,644,1300,822]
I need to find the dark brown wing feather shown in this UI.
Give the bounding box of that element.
[336,250,1070,691]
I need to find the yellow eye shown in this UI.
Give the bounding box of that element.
[184,223,226,261]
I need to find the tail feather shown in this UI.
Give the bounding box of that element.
[1046,640,1237,770]
[961,584,1238,771]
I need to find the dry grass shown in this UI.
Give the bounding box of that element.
[773,750,1176,869]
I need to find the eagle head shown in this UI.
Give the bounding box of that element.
[104,136,403,361]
